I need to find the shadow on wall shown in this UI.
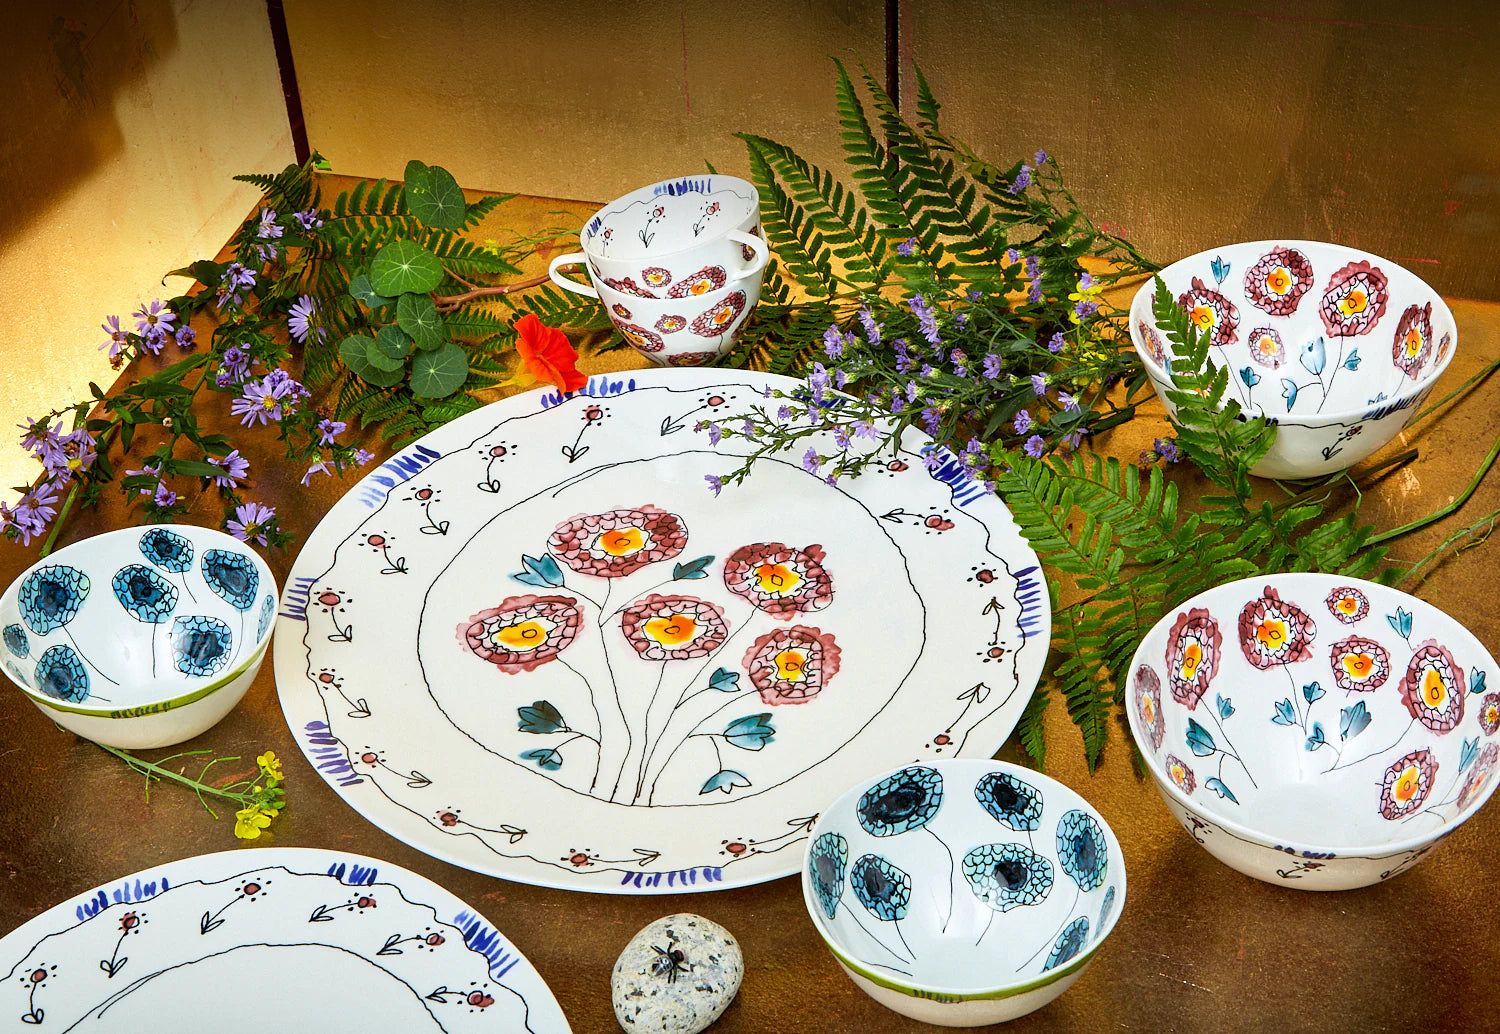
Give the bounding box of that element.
[0,0,180,253]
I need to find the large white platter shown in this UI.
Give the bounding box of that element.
[274,369,1049,892]
[0,847,570,1031]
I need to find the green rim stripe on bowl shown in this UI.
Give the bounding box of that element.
[822,930,1095,1002]
[24,638,269,719]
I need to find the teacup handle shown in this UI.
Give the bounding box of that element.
[728,230,770,277]
[548,252,599,299]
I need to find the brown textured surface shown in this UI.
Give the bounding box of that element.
[1,187,1497,1033]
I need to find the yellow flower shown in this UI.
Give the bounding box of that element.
[257,750,284,783]
[234,805,275,840]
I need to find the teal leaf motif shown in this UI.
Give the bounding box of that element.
[724,713,775,750]
[673,555,715,580]
[1210,255,1231,284]
[1280,378,1299,408]
[1305,722,1325,751]
[1216,694,1235,720]
[370,239,444,296]
[1204,777,1239,804]
[1387,608,1413,639]
[1460,735,1480,774]
[1185,718,1216,757]
[1344,347,1361,371]
[1471,668,1488,696]
[1339,700,1371,741]
[1299,335,1327,375]
[518,700,566,734]
[701,769,751,795]
[1239,367,1261,388]
[1272,699,1297,726]
[1303,681,1325,705]
[520,748,563,771]
[511,554,565,587]
[709,667,741,692]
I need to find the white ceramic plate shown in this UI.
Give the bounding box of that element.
[0,847,570,1032]
[274,370,1049,893]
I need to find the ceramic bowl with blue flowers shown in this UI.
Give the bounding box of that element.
[1129,240,1457,479]
[802,759,1125,1027]
[0,525,278,748]
[1126,573,1500,890]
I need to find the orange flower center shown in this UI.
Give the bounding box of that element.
[1256,618,1288,650]
[690,279,713,296]
[712,305,735,327]
[1341,653,1375,679]
[1170,762,1187,785]
[1403,328,1424,358]
[1265,268,1291,294]
[1338,289,1368,316]
[1394,765,1421,802]
[598,527,646,556]
[1142,695,1157,724]
[645,613,698,646]
[1422,667,1448,707]
[1190,305,1216,329]
[1256,335,1277,356]
[1180,642,1202,680]
[774,648,808,681]
[1487,704,1499,725]
[754,562,802,594]
[1337,597,1358,614]
[496,619,550,651]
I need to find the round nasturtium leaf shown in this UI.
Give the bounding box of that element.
[348,273,393,310]
[404,160,467,231]
[339,334,404,387]
[367,325,413,372]
[397,292,445,350]
[410,341,470,399]
[369,239,444,297]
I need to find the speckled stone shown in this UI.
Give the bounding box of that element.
[611,913,743,1033]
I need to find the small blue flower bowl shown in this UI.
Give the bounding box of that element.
[802,759,1126,1026]
[0,525,277,748]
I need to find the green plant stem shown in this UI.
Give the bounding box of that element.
[1367,425,1500,546]
[94,742,249,804]
[1271,448,1419,513]
[1409,353,1500,429]
[1395,504,1500,589]
[38,483,79,558]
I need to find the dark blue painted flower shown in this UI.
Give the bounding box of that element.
[202,549,258,611]
[34,644,89,702]
[1098,885,1117,937]
[857,766,943,837]
[111,565,178,624]
[140,528,193,572]
[171,615,233,677]
[850,854,911,922]
[3,623,28,658]
[18,565,90,634]
[256,593,275,641]
[975,771,1043,831]
[1056,809,1108,891]
[962,843,1053,912]
[808,831,848,920]
[1044,916,1090,971]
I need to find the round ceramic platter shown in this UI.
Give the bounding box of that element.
[274,369,1049,893]
[0,847,570,1031]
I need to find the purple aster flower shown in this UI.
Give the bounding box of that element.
[921,407,941,436]
[1059,391,1081,413]
[834,368,848,389]
[909,294,941,346]
[43,429,97,482]
[833,425,851,449]
[968,289,983,302]
[964,437,985,462]
[1009,164,1033,194]
[740,419,755,436]
[354,448,375,466]
[1006,248,1021,265]
[802,447,820,474]
[822,324,844,360]
[175,326,197,350]
[99,315,131,358]
[1073,298,1099,321]
[807,363,832,402]
[218,263,257,308]
[1031,373,1048,396]
[705,474,724,496]
[227,501,276,546]
[921,449,941,471]
[210,450,249,487]
[777,405,794,422]
[889,394,906,415]
[293,208,324,231]
[232,372,297,426]
[983,353,1003,379]
[1014,410,1034,434]
[19,418,62,459]
[134,299,177,339]
[857,307,882,346]
[301,460,331,486]
[825,473,838,487]
[852,420,877,439]
[1048,331,1065,353]
[125,458,162,481]
[1155,437,1181,464]
[219,346,252,384]
[1024,434,1046,458]
[288,295,321,344]
[256,209,284,240]
[707,422,723,446]
[894,339,913,375]
[905,380,920,403]
[1064,431,1084,451]
[317,418,346,446]
[1034,149,1049,165]
[153,482,178,508]
[897,237,917,257]
[954,313,969,329]
[9,481,61,545]
[141,327,167,355]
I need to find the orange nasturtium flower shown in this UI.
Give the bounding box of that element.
[511,314,586,393]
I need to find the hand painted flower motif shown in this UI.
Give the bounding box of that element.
[171,615,233,677]
[202,549,260,611]
[34,644,89,702]
[1134,664,1165,750]
[615,321,665,353]
[1056,809,1108,890]
[1237,587,1316,669]
[1327,635,1389,693]
[1325,586,1368,624]
[1379,748,1438,819]
[722,542,833,619]
[666,351,720,367]
[602,276,655,298]
[667,265,727,298]
[3,623,27,658]
[850,854,911,921]
[1477,693,1500,736]
[1044,917,1090,972]
[1319,260,1390,337]
[610,303,632,319]
[257,593,276,641]
[18,565,91,634]
[1391,302,1434,379]
[962,843,1053,911]
[641,267,672,289]
[1136,320,1167,365]
[1164,608,1222,709]
[549,505,688,578]
[1246,327,1287,369]
[111,565,178,623]
[1243,246,1314,316]
[1436,332,1453,365]
[1399,640,1466,733]
[808,831,848,919]
[461,595,582,674]
[690,291,747,337]
[1457,743,1499,810]
[654,314,687,333]
[1177,277,1239,347]
[1166,754,1196,795]
[857,766,943,836]
[620,594,729,662]
[974,771,1043,830]
[743,624,840,704]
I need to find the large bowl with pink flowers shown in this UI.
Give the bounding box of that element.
[1126,573,1500,890]
[1129,241,1457,479]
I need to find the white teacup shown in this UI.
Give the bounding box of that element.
[595,269,764,367]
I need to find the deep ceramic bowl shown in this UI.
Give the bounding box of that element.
[0,525,278,748]
[1129,240,1457,479]
[1126,573,1500,890]
[803,760,1125,1026]
[594,270,765,367]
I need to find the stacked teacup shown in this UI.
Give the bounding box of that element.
[548,176,769,366]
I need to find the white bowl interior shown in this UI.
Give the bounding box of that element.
[582,176,758,261]
[805,760,1123,995]
[1131,241,1456,422]
[1129,573,1500,852]
[0,525,277,712]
